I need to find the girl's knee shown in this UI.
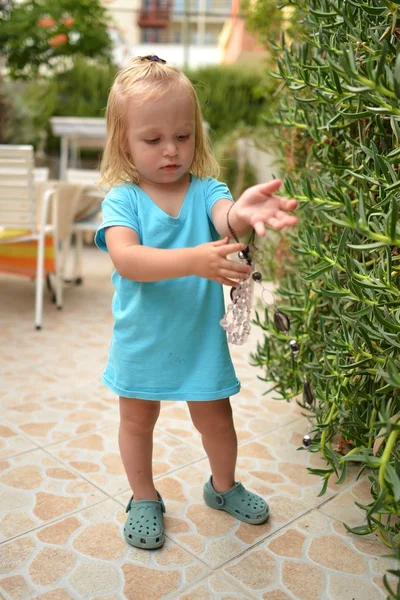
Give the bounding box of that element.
[188,399,234,435]
[119,397,160,433]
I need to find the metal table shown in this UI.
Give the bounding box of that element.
[50,117,106,180]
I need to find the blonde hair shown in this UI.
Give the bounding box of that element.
[100,57,220,187]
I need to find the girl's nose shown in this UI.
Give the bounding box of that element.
[163,141,178,157]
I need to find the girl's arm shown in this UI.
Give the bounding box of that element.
[212,179,298,238]
[105,226,251,286]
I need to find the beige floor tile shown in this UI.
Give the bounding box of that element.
[174,572,257,599]
[156,388,302,451]
[0,498,210,600]
[116,459,309,569]
[47,425,205,496]
[4,390,119,447]
[0,247,394,599]
[235,417,360,509]
[318,475,376,527]
[222,510,394,600]
[0,424,39,460]
[2,389,119,447]
[0,449,107,541]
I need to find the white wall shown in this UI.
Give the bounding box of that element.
[124,44,222,69]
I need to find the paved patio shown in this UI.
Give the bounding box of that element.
[0,246,396,599]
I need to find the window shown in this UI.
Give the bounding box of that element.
[141,28,161,43]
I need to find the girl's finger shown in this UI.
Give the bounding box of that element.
[219,242,246,256]
[213,236,230,246]
[267,214,298,229]
[258,179,282,196]
[223,259,252,273]
[253,221,266,237]
[219,269,249,280]
[218,276,240,287]
[280,197,298,210]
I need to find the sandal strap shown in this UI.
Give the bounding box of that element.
[126,491,165,514]
[212,482,244,507]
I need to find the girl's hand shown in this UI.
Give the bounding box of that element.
[191,237,252,287]
[235,179,298,237]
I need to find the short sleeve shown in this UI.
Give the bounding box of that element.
[204,178,233,221]
[95,185,140,252]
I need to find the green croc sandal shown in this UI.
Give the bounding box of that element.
[124,492,165,549]
[203,477,269,525]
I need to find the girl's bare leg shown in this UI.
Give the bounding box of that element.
[119,397,160,501]
[187,398,237,492]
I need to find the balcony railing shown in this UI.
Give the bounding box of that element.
[138,1,171,28]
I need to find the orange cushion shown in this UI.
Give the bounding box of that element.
[0,235,55,278]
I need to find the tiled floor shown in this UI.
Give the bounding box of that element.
[0,247,397,600]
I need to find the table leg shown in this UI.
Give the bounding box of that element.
[59,136,69,180]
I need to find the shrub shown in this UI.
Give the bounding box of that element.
[248,1,400,594]
[0,0,112,79]
[1,57,116,151]
[186,65,270,140]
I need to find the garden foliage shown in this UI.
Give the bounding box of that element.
[0,0,112,79]
[186,65,269,139]
[248,0,400,591]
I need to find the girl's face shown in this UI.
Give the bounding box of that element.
[125,89,196,186]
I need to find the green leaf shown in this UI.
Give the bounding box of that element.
[336,461,348,485]
[316,287,350,298]
[317,475,331,497]
[373,307,400,333]
[346,242,386,250]
[344,523,373,536]
[322,212,353,228]
[386,180,400,193]
[389,197,399,242]
[385,463,400,502]
[394,52,400,100]
[303,264,332,281]
[342,85,372,93]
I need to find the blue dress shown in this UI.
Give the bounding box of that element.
[95,175,240,401]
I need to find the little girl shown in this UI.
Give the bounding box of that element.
[95,55,298,550]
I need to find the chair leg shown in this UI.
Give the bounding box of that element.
[61,236,72,282]
[35,233,45,330]
[74,230,84,284]
[54,239,63,310]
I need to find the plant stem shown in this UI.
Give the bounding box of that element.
[378,429,399,490]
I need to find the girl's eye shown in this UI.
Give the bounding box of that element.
[177,134,190,141]
[145,138,160,144]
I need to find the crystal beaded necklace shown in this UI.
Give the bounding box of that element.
[220,203,314,448]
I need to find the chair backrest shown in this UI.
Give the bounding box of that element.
[0,145,36,230]
[66,168,101,187]
[34,167,50,185]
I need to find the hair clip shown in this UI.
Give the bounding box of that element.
[140,55,166,64]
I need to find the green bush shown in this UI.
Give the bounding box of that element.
[248,0,400,594]
[50,56,116,119]
[186,65,271,140]
[1,57,116,151]
[0,0,112,80]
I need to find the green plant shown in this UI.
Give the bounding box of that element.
[248,1,400,595]
[186,65,270,140]
[0,0,112,80]
[0,56,115,150]
[51,56,116,118]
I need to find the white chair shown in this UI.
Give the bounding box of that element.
[64,168,105,283]
[34,167,50,185]
[0,145,62,329]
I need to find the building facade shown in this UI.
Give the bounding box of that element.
[102,0,232,68]
[101,0,231,68]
